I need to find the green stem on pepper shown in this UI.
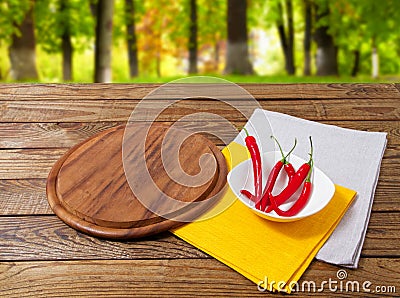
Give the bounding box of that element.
[270,141,314,217]
[241,136,298,212]
[265,136,313,213]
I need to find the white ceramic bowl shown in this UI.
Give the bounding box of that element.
[227,151,335,222]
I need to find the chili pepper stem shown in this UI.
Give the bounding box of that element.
[284,138,297,161]
[308,136,313,164]
[305,160,313,182]
[267,137,314,213]
[306,136,314,182]
[270,135,285,161]
[270,136,297,164]
[242,127,250,137]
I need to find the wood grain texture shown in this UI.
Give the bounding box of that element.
[0,122,124,148]
[394,83,400,94]
[0,258,398,297]
[0,120,398,149]
[0,98,399,123]
[0,213,397,261]
[0,176,397,214]
[0,148,67,179]
[0,83,398,297]
[2,146,399,179]
[363,212,400,256]
[0,83,399,100]
[0,216,208,261]
[46,124,227,239]
[0,146,398,213]
[0,179,51,214]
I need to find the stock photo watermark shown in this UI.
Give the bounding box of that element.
[257,269,396,294]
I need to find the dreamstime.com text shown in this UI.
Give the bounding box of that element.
[257,269,396,294]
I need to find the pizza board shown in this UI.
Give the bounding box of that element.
[46,124,227,239]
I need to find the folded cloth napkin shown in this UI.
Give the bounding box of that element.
[172,142,357,293]
[233,109,387,268]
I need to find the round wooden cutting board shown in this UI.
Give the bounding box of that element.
[46,124,227,239]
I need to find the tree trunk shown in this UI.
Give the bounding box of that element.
[62,30,73,81]
[351,49,360,77]
[60,0,73,81]
[224,0,253,75]
[94,0,114,83]
[89,0,97,18]
[371,37,379,79]
[125,0,138,77]
[188,0,198,74]
[303,0,312,76]
[9,6,38,81]
[276,0,295,75]
[214,41,220,71]
[276,1,288,70]
[314,4,338,76]
[286,0,295,75]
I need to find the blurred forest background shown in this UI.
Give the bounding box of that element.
[0,0,399,83]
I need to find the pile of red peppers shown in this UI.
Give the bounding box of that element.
[240,128,314,217]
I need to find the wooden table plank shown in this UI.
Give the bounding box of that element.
[0,258,398,297]
[0,179,52,214]
[0,83,399,100]
[394,83,400,94]
[0,98,399,123]
[0,172,398,214]
[0,178,392,215]
[363,212,400,257]
[0,122,124,148]
[0,153,398,213]
[1,146,398,180]
[0,120,398,149]
[0,213,397,261]
[0,148,67,179]
[0,83,398,297]
[0,216,207,261]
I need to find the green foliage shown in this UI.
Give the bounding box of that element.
[113,0,127,42]
[323,0,400,75]
[0,0,400,81]
[0,0,32,42]
[113,0,145,42]
[35,0,95,53]
[248,0,269,28]
[197,0,226,48]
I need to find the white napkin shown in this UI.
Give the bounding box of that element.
[234,109,387,268]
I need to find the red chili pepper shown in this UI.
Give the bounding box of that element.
[241,166,296,204]
[259,160,283,210]
[240,189,257,202]
[241,137,297,212]
[259,137,297,211]
[240,128,263,209]
[270,157,313,216]
[265,136,313,213]
[284,163,296,181]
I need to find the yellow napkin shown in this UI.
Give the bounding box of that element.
[171,142,357,293]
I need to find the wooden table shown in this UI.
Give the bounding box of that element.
[0,83,399,297]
